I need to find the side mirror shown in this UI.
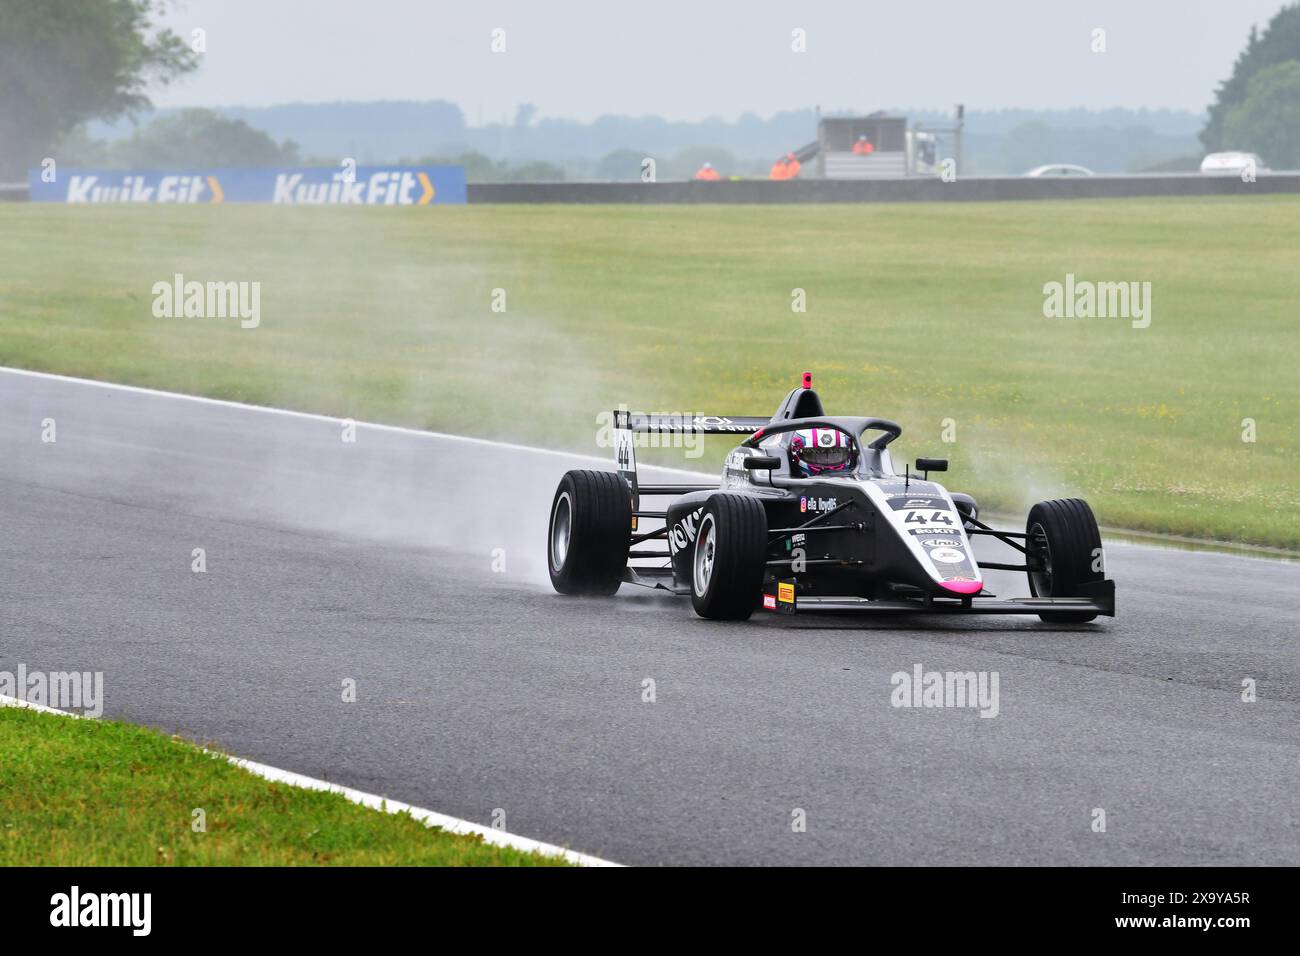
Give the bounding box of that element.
[744,455,781,471]
[916,457,948,473]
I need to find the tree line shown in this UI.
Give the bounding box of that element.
[3,0,1298,180]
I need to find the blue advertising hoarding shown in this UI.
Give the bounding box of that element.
[27,166,467,205]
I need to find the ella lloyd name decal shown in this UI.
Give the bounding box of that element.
[800,496,838,514]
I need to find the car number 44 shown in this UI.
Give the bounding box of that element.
[904,510,954,526]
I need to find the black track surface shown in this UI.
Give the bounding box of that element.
[2,369,1298,865]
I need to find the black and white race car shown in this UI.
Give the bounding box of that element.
[547,373,1114,623]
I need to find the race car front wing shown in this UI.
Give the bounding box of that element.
[788,579,1115,616]
[622,566,1115,617]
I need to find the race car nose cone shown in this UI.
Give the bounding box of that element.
[939,580,983,595]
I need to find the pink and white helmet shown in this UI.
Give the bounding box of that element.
[789,428,857,476]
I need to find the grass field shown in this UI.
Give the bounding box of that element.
[0,198,1296,547]
[0,705,569,866]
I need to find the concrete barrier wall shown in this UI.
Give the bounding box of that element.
[469,174,1300,204]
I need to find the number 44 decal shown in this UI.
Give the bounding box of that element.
[904,510,953,526]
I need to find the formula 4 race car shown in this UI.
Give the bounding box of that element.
[546,373,1114,623]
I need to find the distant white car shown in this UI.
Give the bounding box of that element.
[1200,151,1267,174]
[1024,164,1095,177]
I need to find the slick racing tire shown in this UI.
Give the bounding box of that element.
[1025,498,1104,623]
[548,470,631,596]
[690,494,768,621]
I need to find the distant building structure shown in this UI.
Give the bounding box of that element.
[778,107,963,179]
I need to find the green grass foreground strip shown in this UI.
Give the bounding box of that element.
[0,707,570,866]
[0,200,1295,547]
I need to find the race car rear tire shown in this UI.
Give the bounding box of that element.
[548,470,631,596]
[690,494,767,621]
[1025,498,1103,623]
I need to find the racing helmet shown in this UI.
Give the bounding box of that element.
[789,427,857,477]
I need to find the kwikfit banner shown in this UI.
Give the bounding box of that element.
[27,166,467,205]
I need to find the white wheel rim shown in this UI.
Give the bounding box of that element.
[693,514,716,596]
[551,492,572,571]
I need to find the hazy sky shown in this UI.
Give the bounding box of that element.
[153,0,1290,121]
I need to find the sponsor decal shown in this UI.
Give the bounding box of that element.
[888,497,950,511]
[667,507,705,554]
[882,480,939,496]
[801,496,838,513]
[791,533,806,547]
[778,582,795,603]
[29,166,467,205]
[633,414,756,433]
[928,547,966,565]
[762,593,777,610]
[723,449,757,487]
[905,527,977,576]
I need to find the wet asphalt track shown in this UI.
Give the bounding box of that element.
[2,368,1298,866]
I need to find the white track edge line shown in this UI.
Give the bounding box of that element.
[5,365,1293,562]
[0,365,708,478]
[0,694,621,867]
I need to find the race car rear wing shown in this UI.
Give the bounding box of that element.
[625,413,769,434]
[612,410,764,528]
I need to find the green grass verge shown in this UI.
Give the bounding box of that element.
[0,199,1296,547]
[0,706,569,866]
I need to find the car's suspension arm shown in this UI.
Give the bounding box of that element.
[766,500,861,547]
[964,516,1030,555]
[976,560,1041,572]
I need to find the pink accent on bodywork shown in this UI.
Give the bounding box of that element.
[939,580,983,595]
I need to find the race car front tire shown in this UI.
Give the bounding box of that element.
[690,494,768,621]
[548,470,631,596]
[1025,498,1104,623]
